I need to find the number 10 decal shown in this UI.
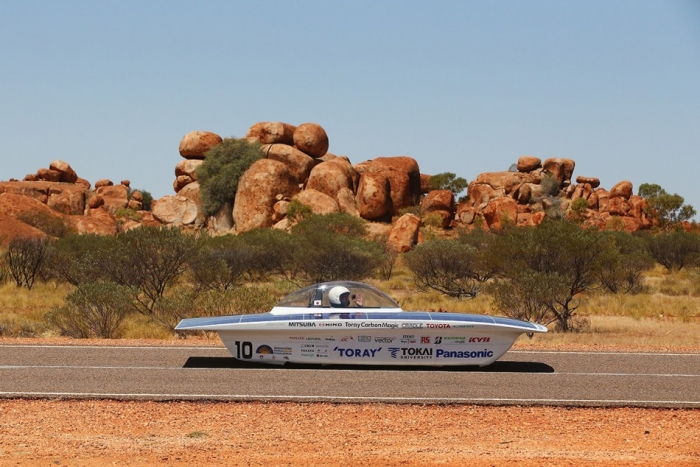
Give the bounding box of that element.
[234,341,253,359]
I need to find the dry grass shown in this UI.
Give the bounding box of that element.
[0,267,699,348]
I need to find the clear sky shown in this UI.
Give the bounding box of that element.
[2,1,699,217]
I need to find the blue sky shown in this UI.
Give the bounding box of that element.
[2,1,699,217]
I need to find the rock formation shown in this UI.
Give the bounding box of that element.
[0,123,659,249]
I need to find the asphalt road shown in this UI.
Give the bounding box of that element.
[1,345,698,408]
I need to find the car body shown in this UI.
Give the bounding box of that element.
[175,281,547,367]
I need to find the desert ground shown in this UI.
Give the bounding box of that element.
[1,338,698,466]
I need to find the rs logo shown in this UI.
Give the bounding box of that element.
[468,337,491,343]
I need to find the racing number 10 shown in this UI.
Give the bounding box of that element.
[234,341,253,359]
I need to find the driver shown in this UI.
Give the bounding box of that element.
[328,286,352,308]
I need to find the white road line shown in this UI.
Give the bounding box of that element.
[0,391,699,406]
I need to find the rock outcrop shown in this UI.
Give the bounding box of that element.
[0,123,660,252]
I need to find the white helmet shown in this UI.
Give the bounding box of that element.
[328,286,351,307]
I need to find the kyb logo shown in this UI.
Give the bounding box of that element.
[468,337,491,343]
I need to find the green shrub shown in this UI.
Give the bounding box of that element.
[404,239,482,299]
[286,201,313,224]
[540,173,561,197]
[291,212,368,239]
[6,236,50,290]
[429,172,468,198]
[44,233,117,286]
[17,211,73,238]
[46,281,133,338]
[568,198,589,224]
[197,137,264,216]
[128,188,153,211]
[290,221,383,283]
[643,230,700,272]
[638,183,696,229]
[188,235,257,290]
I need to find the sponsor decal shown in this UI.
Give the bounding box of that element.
[468,337,491,343]
[426,323,451,329]
[440,336,466,345]
[289,322,316,327]
[305,337,321,341]
[257,345,292,356]
[358,336,372,342]
[319,322,343,327]
[374,337,396,343]
[324,337,336,341]
[421,336,430,344]
[435,349,494,359]
[301,344,315,348]
[333,347,382,358]
[345,322,399,329]
[401,323,423,329]
[452,324,475,329]
[289,337,305,340]
[388,347,433,360]
[300,352,315,357]
[340,336,354,342]
[400,335,417,344]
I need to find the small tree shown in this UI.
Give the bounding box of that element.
[429,172,468,200]
[197,138,264,216]
[597,232,654,294]
[188,235,257,291]
[490,221,617,331]
[639,183,696,229]
[47,281,133,338]
[109,226,201,316]
[404,239,482,299]
[291,213,382,283]
[45,233,117,286]
[6,236,50,289]
[643,230,700,272]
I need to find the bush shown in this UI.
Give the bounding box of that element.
[490,220,618,331]
[6,236,50,289]
[188,235,257,290]
[238,228,301,280]
[109,226,202,316]
[46,281,133,338]
[404,239,482,299]
[129,188,153,211]
[598,232,654,294]
[568,198,589,224]
[643,230,700,272]
[286,201,313,224]
[17,211,74,238]
[292,212,368,239]
[44,233,117,286]
[197,138,264,217]
[540,173,561,197]
[638,183,696,229]
[429,172,468,198]
[290,217,383,283]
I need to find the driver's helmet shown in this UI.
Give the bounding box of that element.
[328,286,351,308]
